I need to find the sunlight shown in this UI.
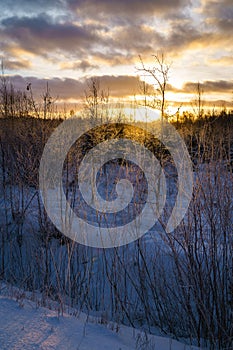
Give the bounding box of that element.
[133,106,161,122]
[108,105,161,122]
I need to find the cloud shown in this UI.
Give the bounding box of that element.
[208,55,233,66]
[0,4,230,73]
[0,0,231,107]
[1,0,190,23]
[4,74,233,110]
[6,74,154,100]
[165,23,202,51]
[0,0,65,19]
[201,0,233,32]
[108,25,163,54]
[0,14,194,68]
[67,0,190,18]
[0,58,31,70]
[0,14,103,57]
[60,60,99,72]
[181,80,233,93]
[86,75,152,97]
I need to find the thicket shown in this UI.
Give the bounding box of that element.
[0,81,233,349]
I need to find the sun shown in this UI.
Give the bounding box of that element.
[110,105,161,122]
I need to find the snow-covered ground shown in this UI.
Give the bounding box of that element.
[1,121,232,348]
[0,286,200,350]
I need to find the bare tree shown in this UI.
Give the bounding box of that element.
[84,77,109,123]
[137,53,171,135]
[0,60,10,118]
[192,81,204,119]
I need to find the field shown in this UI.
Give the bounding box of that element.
[0,111,233,349]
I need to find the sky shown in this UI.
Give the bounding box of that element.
[0,0,232,112]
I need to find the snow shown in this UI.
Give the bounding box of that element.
[0,292,200,350]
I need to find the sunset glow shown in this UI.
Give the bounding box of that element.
[0,0,232,113]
